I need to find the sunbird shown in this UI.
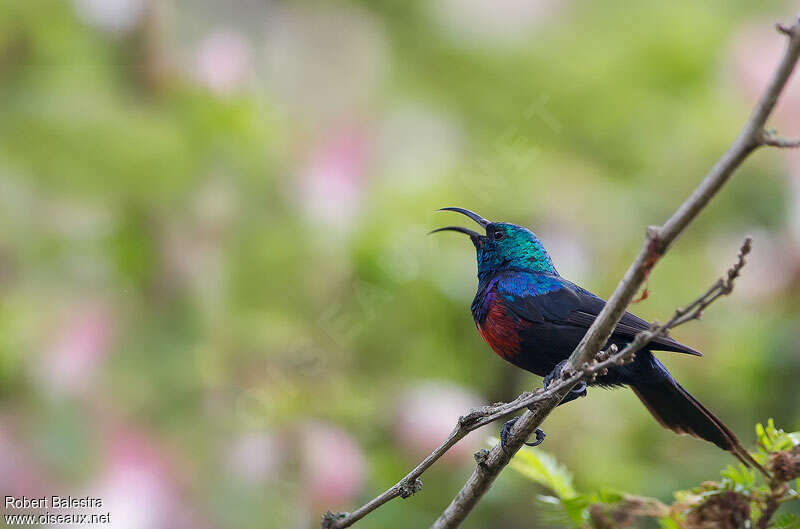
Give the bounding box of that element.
[432,207,760,470]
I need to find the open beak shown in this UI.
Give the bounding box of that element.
[429,207,491,241]
[428,225,483,239]
[437,207,490,227]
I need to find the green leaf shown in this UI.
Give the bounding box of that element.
[773,513,800,529]
[590,488,626,504]
[560,495,591,525]
[720,463,756,491]
[756,419,796,453]
[756,422,768,448]
[535,495,582,526]
[492,437,586,526]
[492,437,578,500]
[659,518,682,529]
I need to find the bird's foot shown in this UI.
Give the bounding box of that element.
[542,359,570,388]
[500,416,546,451]
[543,360,587,406]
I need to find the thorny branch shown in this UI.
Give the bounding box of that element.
[322,16,800,529]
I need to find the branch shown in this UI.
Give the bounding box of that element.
[321,15,800,529]
[324,236,752,529]
[430,17,800,529]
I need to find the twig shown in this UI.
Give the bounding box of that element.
[758,483,789,529]
[323,237,752,529]
[760,130,800,149]
[430,17,800,529]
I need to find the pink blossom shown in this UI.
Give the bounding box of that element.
[300,422,366,508]
[194,31,252,95]
[394,381,485,464]
[93,429,203,529]
[37,303,114,397]
[0,425,47,499]
[298,127,369,229]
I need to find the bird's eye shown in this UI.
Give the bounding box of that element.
[493,230,504,241]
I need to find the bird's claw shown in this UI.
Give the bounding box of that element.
[561,380,587,404]
[500,416,546,451]
[543,359,570,389]
[544,360,587,406]
[528,427,546,447]
[497,362,588,452]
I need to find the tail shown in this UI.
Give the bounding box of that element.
[629,358,768,477]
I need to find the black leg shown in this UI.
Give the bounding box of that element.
[542,359,567,389]
[500,416,546,451]
[498,361,588,452]
[544,360,587,407]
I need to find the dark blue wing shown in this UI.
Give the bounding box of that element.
[496,272,702,356]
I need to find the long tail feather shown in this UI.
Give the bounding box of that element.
[630,369,769,478]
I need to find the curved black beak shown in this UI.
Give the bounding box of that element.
[436,207,491,228]
[428,226,482,239]
[429,207,491,242]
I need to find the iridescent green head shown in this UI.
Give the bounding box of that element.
[431,207,557,279]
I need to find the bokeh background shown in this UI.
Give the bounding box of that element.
[1,0,799,528]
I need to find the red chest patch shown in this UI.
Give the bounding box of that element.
[476,300,527,361]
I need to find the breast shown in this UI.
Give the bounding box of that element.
[475,295,528,362]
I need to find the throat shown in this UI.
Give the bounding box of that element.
[478,262,557,283]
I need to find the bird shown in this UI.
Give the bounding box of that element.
[432,206,763,472]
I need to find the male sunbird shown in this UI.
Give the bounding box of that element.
[432,207,760,470]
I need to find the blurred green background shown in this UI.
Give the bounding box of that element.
[0,0,799,528]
